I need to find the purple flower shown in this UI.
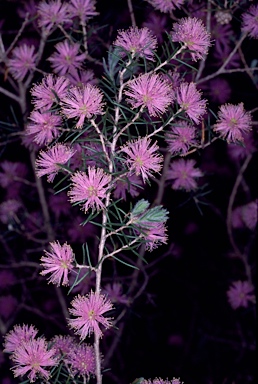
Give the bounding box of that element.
[227,281,255,310]
[35,143,76,182]
[51,335,75,359]
[40,241,75,286]
[26,110,61,145]
[171,17,211,61]
[125,73,173,116]
[165,121,197,155]
[68,167,111,212]
[113,174,143,200]
[67,343,96,377]
[4,324,38,353]
[68,291,113,339]
[68,0,98,20]
[200,77,231,104]
[142,12,168,44]
[65,68,97,87]
[214,103,252,143]
[8,44,37,81]
[37,0,70,32]
[0,161,27,189]
[11,338,57,382]
[167,159,203,191]
[145,0,184,13]
[114,27,157,61]
[176,82,207,124]
[31,74,69,110]
[61,84,105,128]
[242,5,258,39]
[121,137,163,183]
[0,199,22,224]
[103,283,129,305]
[241,200,258,230]
[48,40,85,76]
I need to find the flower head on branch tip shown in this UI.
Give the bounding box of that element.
[10,338,58,383]
[68,0,98,20]
[121,137,163,183]
[213,103,252,143]
[37,0,71,32]
[227,281,255,310]
[8,44,37,81]
[40,241,74,286]
[114,27,157,61]
[171,17,211,61]
[61,84,105,128]
[68,167,111,213]
[35,143,76,183]
[242,5,258,39]
[68,291,113,339]
[165,121,197,155]
[167,159,203,191]
[176,82,207,124]
[4,324,38,354]
[125,73,173,116]
[48,40,85,76]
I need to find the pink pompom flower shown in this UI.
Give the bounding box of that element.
[121,137,163,183]
[11,338,57,383]
[114,27,157,61]
[68,291,113,339]
[68,167,111,212]
[35,143,76,182]
[67,343,96,377]
[40,241,75,286]
[165,121,197,155]
[167,159,203,191]
[171,17,211,61]
[31,74,69,110]
[227,281,255,310]
[26,110,62,145]
[176,82,207,124]
[68,0,98,20]
[125,73,173,116]
[213,103,252,143]
[48,40,85,76]
[61,84,105,128]
[8,44,37,81]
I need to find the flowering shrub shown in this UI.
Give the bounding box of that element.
[0,1,256,383]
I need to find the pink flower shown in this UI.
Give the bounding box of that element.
[8,44,36,81]
[68,0,98,20]
[167,159,203,190]
[61,84,105,128]
[121,137,163,183]
[37,0,70,32]
[171,17,211,61]
[31,74,69,110]
[114,27,157,61]
[40,241,74,286]
[26,110,61,145]
[68,291,113,339]
[67,343,96,377]
[176,82,207,124]
[227,281,255,310]
[165,121,197,155]
[48,40,85,76]
[242,5,258,39]
[200,77,231,104]
[125,73,173,116]
[68,167,111,212]
[145,0,185,13]
[35,143,76,182]
[137,221,168,251]
[4,324,38,353]
[11,338,57,382]
[214,103,252,143]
